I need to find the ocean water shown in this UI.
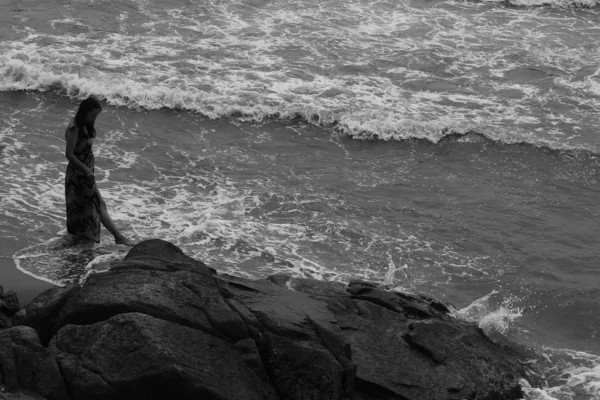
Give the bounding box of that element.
[1,0,599,397]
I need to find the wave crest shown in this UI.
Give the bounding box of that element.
[1,48,599,154]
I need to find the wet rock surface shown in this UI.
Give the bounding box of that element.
[3,239,527,399]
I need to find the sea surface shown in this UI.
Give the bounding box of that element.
[1,0,600,397]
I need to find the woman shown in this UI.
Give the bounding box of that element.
[64,96,133,246]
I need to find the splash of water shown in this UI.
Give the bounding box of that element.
[451,290,523,335]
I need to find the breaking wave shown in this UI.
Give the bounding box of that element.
[2,58,599,154]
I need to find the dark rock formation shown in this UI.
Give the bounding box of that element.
[12,285,80,346]
[4,239,527,400]
[0,288,21,328]
[0,291,20,317]
[50,312,274,400]
[0,326,68,399]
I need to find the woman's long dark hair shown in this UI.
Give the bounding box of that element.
[74,96,102,138]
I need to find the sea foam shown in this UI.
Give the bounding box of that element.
[1,0,600,152]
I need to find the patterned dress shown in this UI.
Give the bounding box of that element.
[65,123,101,242]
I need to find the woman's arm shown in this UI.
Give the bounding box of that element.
[65,128,93,177]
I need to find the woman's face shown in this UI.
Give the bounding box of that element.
[86,108,101,124]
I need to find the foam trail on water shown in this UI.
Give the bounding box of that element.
[12,234,130,287]
[12,254,65,287]
[520,350,600,400]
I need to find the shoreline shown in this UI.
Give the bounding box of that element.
[0,257,56,307]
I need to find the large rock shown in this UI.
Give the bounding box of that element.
[7,239,528,400]
[0,291,20,317]
[329,296,523,399]
[12,285,81,345]
[217,273,525,400]
[50,312,275,400]
[0,326,67,400]
[0,289,21,329]
[216,274,355,399]
[326,281,525,399]
[55,267,249,342]
[122,239,213,273]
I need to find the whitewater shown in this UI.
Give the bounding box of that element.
[1,0,600,398]
[1,0,600,149]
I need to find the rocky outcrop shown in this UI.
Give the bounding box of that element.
[12,285,81,346]
[0,326,68,399]
[50,312,275,400]
[3,239,527,400]
[0,287,20,329]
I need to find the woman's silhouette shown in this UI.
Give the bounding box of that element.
[64,96,133,246]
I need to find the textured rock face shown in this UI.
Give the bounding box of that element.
[0,291,20,317]
[0,288,21,329]
[243,276,526,400]
[0,326,68,400]
[11,285,81,345]
[51,312,274,400]
[5,239,527,400]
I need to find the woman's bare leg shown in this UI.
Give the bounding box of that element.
[96,190,134,246]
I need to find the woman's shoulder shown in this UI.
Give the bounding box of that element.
[66,118,82,136]
[66,118,77,131]
[65,119,80,142]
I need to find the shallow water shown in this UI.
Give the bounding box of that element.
[1,0,600,397]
